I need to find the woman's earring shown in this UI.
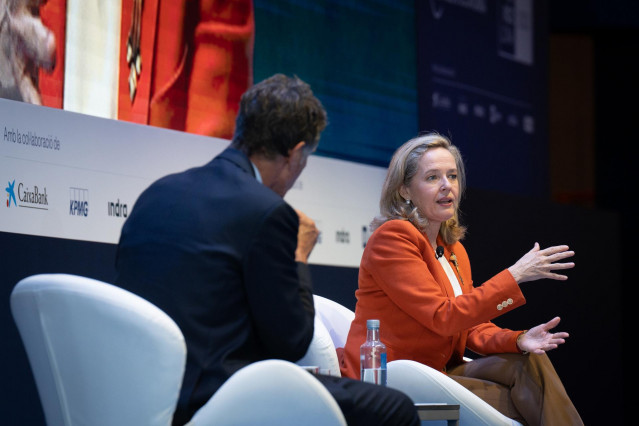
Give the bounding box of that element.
[405,199,411,204]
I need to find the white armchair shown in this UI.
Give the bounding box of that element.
[310,294,524,426]
[188,359,346,426]
[10,273,186,426]
[312,294,355,350]
[387,360,523,426]
[10,274,347,426]
[294,294,358,377]
[295,314,342,376]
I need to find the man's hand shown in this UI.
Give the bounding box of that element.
[294,209,319,263]
[0,0,56,104]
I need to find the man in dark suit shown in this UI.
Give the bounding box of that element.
[115,74,419,426]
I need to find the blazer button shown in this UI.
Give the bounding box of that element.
[497,303,503,310]
[507,298,513,305]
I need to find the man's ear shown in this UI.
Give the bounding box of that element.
[288,141,307,167]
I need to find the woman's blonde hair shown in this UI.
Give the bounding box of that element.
[371,132,466,245]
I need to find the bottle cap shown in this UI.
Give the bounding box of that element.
[366,319,380,329]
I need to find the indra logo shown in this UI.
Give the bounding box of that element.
[69,187,89,217]
[5,180,16,207]
[107,199,128,218]
[5,179,49,210]
[335,229,350,244]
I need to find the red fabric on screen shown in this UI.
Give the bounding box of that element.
[117,0,254,140]
[39,0,67,109]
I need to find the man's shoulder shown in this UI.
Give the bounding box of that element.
[145,148,253,193]
[133,147,292,222]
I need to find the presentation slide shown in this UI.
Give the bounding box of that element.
[1,0,253,140]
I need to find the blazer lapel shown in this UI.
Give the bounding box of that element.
[422,237,455,298]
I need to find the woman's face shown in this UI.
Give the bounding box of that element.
[401,147,459,227]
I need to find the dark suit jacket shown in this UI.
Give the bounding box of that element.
[115,147,314,425]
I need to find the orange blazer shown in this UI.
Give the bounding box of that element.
[340,219,526,378]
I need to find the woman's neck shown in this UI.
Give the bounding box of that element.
[425,222,441,250]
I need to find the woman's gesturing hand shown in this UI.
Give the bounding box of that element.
[517,317,569,355]
[508,242,575,284]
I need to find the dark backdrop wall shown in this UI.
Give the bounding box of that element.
[548,2,637,418]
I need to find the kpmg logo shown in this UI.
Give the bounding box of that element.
[107,199,128,218]
[6,179,49,209]
[69,187,89,217]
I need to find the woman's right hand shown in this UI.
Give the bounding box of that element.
[508,242,575,284]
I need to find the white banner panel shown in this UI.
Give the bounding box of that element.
[2,99,386,267]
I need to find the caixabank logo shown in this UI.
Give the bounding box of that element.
[69,187,89,217]
[5,179,49,210]
[5,180,16,207]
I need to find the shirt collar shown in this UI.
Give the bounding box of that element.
[250,161,262,183]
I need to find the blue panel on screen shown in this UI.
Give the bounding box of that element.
[416,0,549,197]
[253,0,418,167]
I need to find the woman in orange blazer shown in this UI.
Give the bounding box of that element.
[340,133,583,426]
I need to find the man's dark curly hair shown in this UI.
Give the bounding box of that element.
[231,74,327,158]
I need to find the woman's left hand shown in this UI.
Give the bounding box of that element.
[518,316,569,355]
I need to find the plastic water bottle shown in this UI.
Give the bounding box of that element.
[360,319,387,386]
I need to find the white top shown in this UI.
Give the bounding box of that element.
[438,256,463,297]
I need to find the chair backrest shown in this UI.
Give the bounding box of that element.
[312,295,355,350]
[296,315,342,376]
[187,359,347,426]
[10,273,187,426]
